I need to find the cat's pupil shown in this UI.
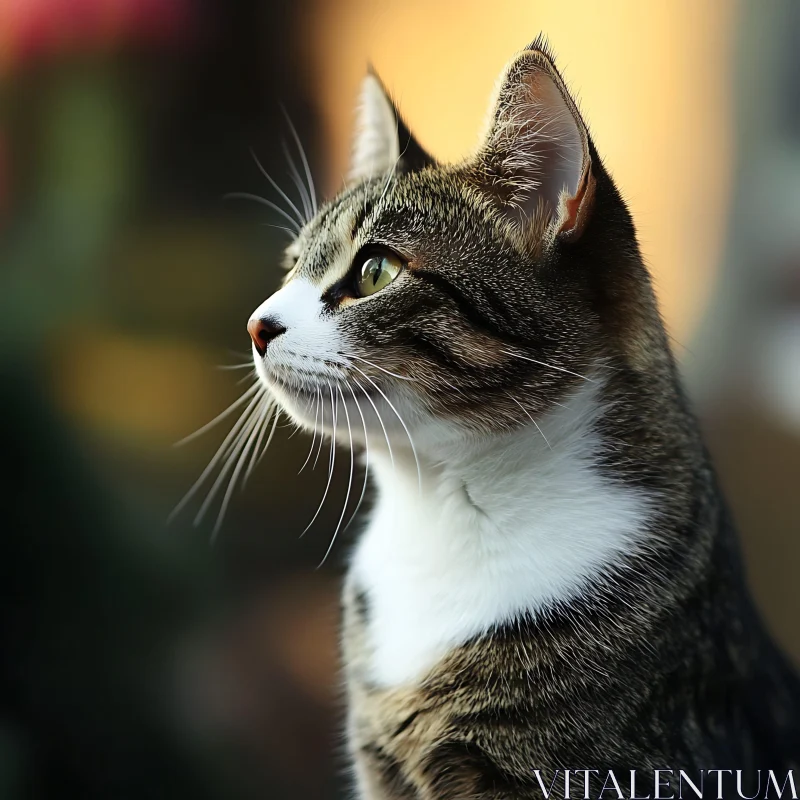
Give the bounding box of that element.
[364,257,382,285]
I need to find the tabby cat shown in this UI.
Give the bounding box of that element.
[246,38,800,799]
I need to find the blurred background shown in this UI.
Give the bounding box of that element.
[1,0,799,797]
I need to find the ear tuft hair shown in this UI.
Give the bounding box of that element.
[525,33,557,62]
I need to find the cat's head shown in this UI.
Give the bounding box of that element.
[248,40,661,451]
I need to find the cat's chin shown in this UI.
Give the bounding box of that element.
[263,379,319,430]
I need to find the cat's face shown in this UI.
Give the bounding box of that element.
[249,43,649,451]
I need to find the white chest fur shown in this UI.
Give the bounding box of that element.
[348,384,652,687]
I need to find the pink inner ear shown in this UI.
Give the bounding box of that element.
[475,56,590,234]
[523,72,585,217]
[558,162,595,237]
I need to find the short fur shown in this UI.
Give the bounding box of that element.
[246,39,800,799]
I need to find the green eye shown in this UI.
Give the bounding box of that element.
[356,251,404,297]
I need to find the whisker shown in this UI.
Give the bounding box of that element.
[500,349,595,383]
[373,117,406,213]
[171,389,263,523]
[174,382,261,447]
[194,396,265,526]
[341,352,415,382]
[212,401,268,538]
[318,385,354,567]
[351,376,393,468]
[312,387,326,469]
[224,192,301,234]
[375,168,396,212]
[243,399,276,485]
[281,106,318,215]
[249,147,306,227]
[286,423,302,440]
[216,363,254,371]
[349,365,421,495]
[281,140,312,222]
[261,222,297,240]
[301,383,337,537]
[298,388,321,474]
[255,407,281,467]
[343,381,370,534]
[505,392,551,450]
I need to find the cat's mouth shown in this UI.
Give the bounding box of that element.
[255,351,386,401]
[257,360,322,398]
[255,357,356,424]
[253,355,414,446]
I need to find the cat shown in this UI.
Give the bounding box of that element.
[245,38,800,799]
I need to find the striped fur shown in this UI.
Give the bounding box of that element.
[248,39,800,799]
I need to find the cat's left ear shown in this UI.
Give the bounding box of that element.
[348,69,434,184]
[470,41,595,242]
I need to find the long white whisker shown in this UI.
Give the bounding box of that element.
[343,381,370,534]
[219,404,259,460]
[174,382,261,447]
[249,147,306,227]
[299,388,321,474]
[261,222,297,240]
[318,386,354,567]
[281,140,312,222]
[373,124,409,213]
[374,120,406,213]
[505,392,551,450]
[256,409,281,466]
[312,387,326,469]
[212,402,267,538]
[170,389,264,522]
[341,353,415,382]
[281,106,317,215]
[243,399,275,485]
[351,376,393,468]
[301,383,337,536]
[500,349,595,383]
[350,365,421,495]
[189,392,265,526]
[375,169,395,212]
[224,192,301,234]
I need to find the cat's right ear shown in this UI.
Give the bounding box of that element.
[348,69,434,184]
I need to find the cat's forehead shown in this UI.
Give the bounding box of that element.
[287,189,366,286]
[288,170,495,287]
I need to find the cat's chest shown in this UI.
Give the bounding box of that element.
[347,443,651,688]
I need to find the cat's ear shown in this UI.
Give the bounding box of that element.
[470,40,594,242]
[348,69,434,184]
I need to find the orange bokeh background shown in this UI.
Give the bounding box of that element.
[307,0,736,343]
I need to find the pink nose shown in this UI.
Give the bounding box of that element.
[247,317,285,356]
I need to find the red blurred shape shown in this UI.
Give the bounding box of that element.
[0,0,194,74]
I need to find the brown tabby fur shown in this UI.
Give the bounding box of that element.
[320,39,800,800]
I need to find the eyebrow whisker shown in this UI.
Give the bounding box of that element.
[250,147,306,227]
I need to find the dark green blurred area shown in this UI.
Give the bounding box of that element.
[0,1,799,799]
[1,1,346,797]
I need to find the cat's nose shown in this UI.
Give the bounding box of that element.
[248,316,286,356]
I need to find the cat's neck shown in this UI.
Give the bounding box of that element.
[349,379,655,687]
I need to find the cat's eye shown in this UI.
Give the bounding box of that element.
[356,250,404,297]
